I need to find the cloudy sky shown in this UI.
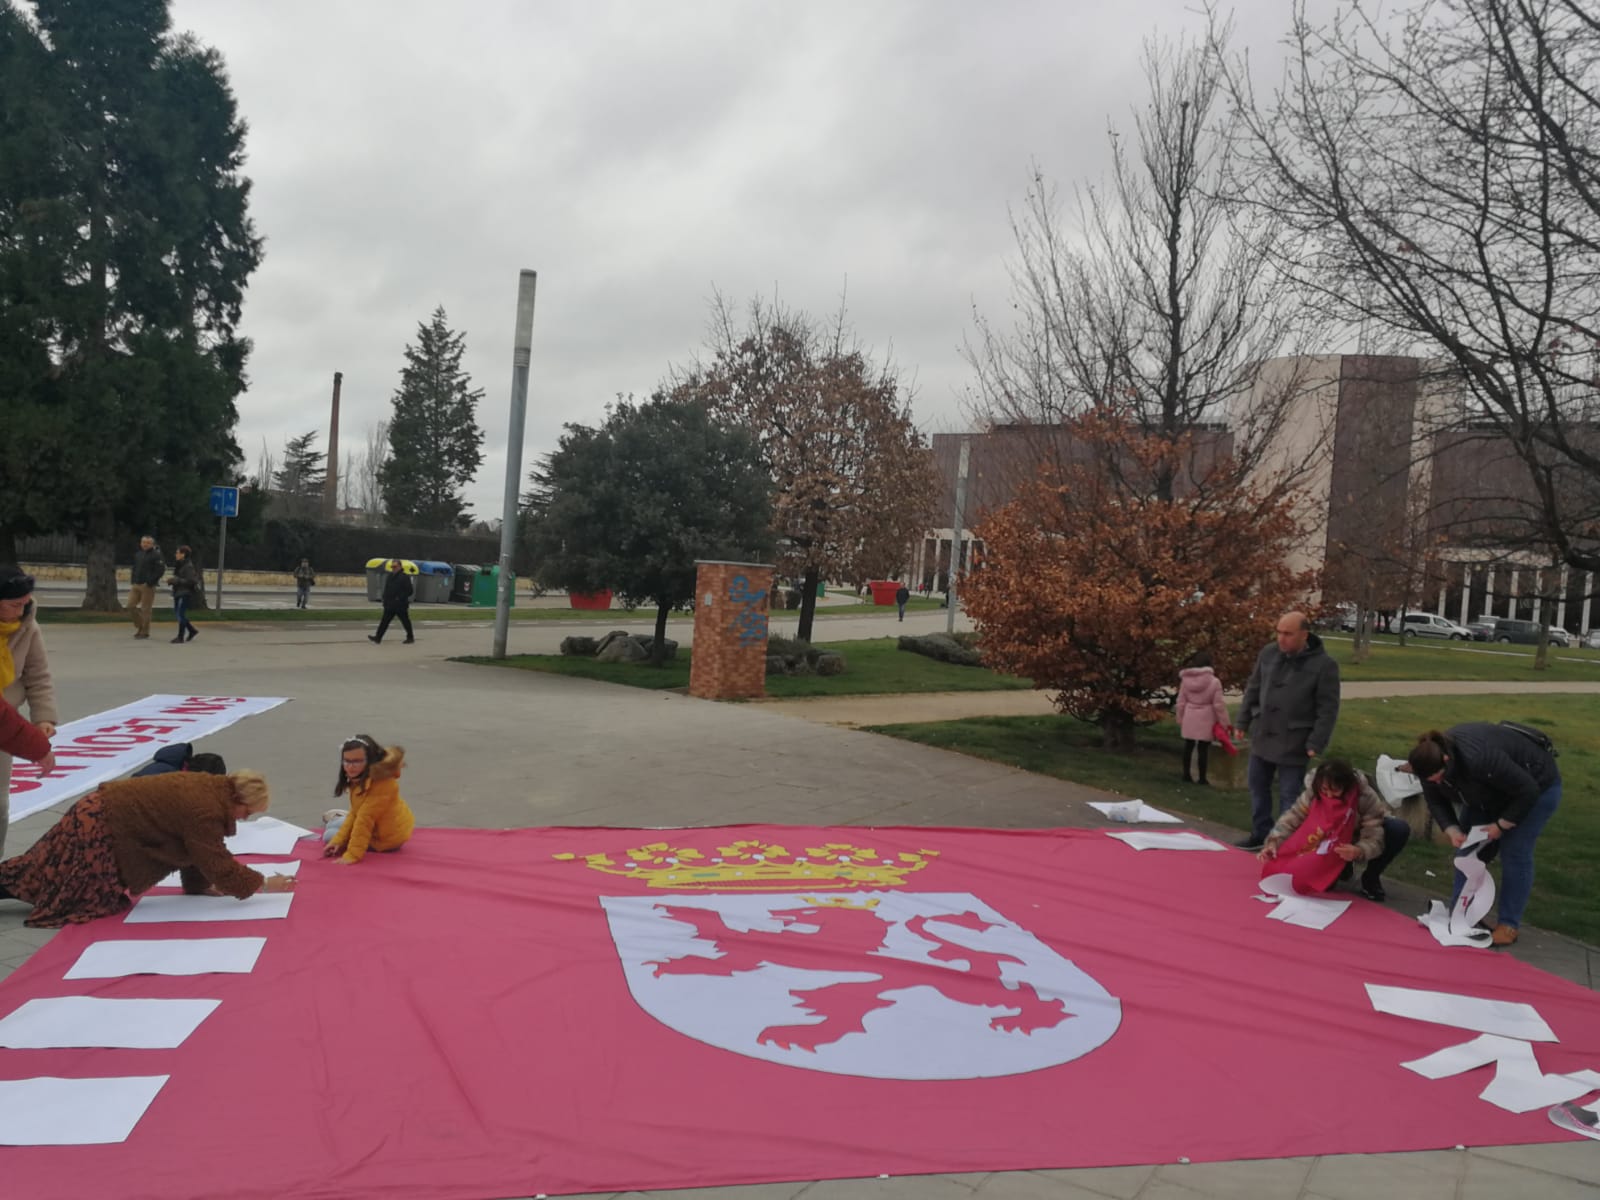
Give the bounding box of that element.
[169,0,1293,521]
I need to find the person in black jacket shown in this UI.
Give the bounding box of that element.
[1406,723,1562,946]
[369,559,415,645]
[132,743,227,778]
[128,535,165,639]
[168,546,201,644]
[895,583,910,622]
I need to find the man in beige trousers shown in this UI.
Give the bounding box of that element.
[128,535,165,639]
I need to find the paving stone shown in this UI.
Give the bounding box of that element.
[1304,1150,1463,1199]
[1471,1141,1600,1186]
[1021,1166,1156,1199]
[1462,1152,1600,1198]
[1148,1157,1314,1199]
[972,1172,1129,1199]
[796,1175,981,1198]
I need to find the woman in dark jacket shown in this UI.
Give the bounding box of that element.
[169,544,201,643]
[368,559,415,645]
[1406,723,1561,945]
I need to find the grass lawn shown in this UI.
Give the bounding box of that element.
[1321,633,1600,683]
[456,637,1033,698]
[870,694,1599,945]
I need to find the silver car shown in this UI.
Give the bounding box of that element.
[1400,612,1473,640]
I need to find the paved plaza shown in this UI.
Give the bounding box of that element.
[2,612,1597,1199]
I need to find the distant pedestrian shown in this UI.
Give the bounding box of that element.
[1175,650,1230,786]
[895,583,910,622]
[128,534,164,639]
[0,566,58,857]
[169,545,201,643]
[369,559,415,644]
[293,557,316,609]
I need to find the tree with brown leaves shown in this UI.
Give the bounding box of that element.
[962,416,1315,751]
[688,297,939,642]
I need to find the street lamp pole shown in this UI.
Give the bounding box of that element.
[493,270,538,659]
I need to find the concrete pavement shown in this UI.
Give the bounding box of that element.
[1,617,1597,1200]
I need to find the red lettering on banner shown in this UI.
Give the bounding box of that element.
[54,747,121,760]
[9,778,39,794]
[122,721,187,735]
[68,734,157,748]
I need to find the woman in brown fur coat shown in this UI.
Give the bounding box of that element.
[0,769,295,927]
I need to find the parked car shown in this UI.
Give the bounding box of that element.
[1400,612,1473,640]
[1484,617,1571,646]
[1583,629,1600,650]
[1464,619,1497,642]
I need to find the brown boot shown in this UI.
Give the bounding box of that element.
[1491,924,1519,947]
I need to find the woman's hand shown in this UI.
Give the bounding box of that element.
[1256,843,1278,862]
[261,874,296,894]
[36,751,56,773]
[1333,843,1362,862]
[1483,822,1504,842]
[1447,826,1467,848]
[323,841,344,858]
[36,722,56,738]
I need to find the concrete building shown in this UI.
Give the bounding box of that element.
[924,355,1600,633]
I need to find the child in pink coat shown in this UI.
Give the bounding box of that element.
[1176,651,1230,785]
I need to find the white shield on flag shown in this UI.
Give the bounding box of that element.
[602,890,1122,1080]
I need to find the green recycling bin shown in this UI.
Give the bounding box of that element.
[470,564,514,608]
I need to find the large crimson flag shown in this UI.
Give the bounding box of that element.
[2,825,1597,1200]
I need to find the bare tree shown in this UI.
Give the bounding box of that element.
[686,295,939,642]
[1219,0,1600,572]
[966,35,1329,504]
[356,420,390,525]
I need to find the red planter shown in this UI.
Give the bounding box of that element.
[568,590,613,610]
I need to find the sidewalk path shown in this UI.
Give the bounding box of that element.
[754,679,1600,727]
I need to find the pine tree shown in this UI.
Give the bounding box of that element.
[379,306,485,530]
[272,430,325,516]
[0,0,262,607]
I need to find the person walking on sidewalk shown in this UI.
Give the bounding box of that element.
[1234,611,1341,851]
[128,535,164,639]
[293,557,316,609]
[895,583,910,622]
[168,546,201,643]
[1176,650,1230,786]
[369,559,415,644]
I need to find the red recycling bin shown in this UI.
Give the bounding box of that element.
[568,590,613,610]
[868,580,901,606]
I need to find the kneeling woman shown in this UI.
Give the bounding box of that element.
[0,769,295,927]
[1257,758,1410,900]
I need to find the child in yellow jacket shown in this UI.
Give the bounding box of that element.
[324,734,415,865]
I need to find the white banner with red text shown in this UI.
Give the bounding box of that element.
[6,695,289,822]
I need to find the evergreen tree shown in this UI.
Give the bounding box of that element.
[379,306,484,530]
[272,429,325,509]
[0,0,262,607]
[525,390,774,660]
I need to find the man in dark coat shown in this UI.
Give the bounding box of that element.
[1234,611,1342,849]
[895,583,910,622]
[128,535,165,640]
[369,559,415,645]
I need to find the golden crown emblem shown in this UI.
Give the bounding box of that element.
[553,839,939,891]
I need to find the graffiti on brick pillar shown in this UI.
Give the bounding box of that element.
[728,574,768,647]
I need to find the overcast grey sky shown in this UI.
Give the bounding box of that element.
[171,0,1293,520]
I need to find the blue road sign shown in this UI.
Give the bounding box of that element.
[209,486,240,518]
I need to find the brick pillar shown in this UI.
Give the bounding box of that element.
[689,561,774,700]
